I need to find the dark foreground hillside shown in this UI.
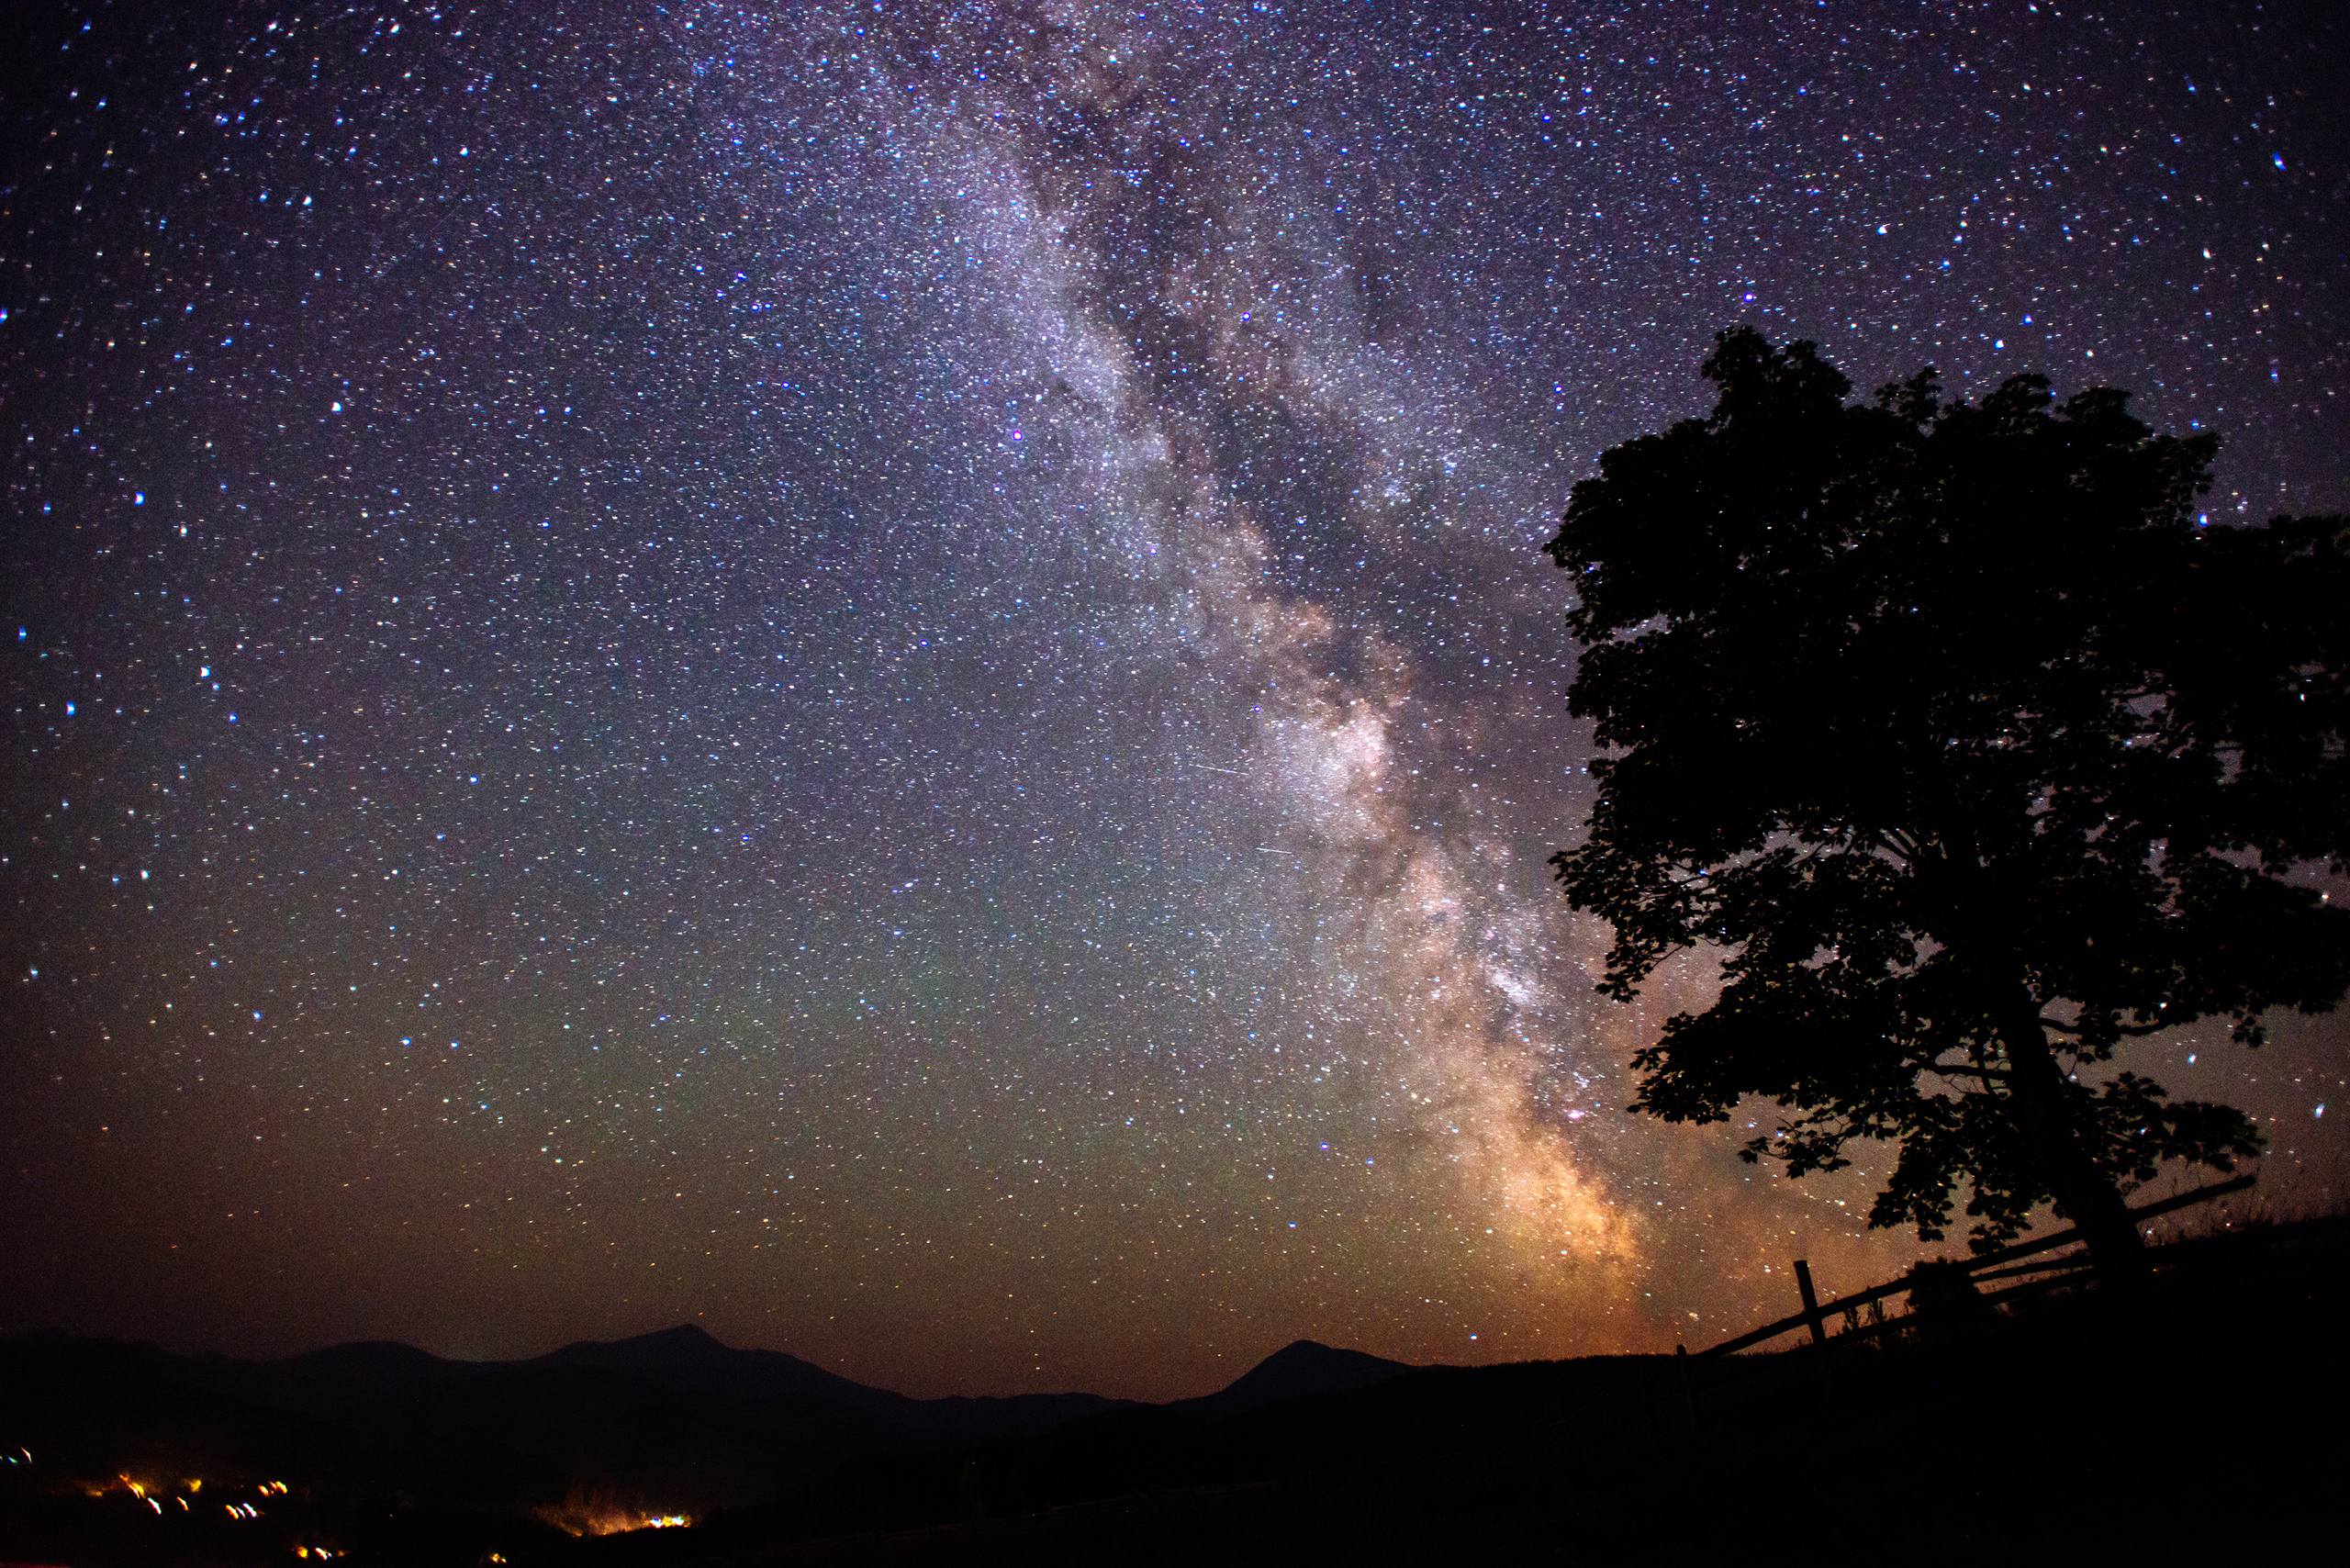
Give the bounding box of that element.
[5,1216,2344,1565]
[554,1216,2350,1566]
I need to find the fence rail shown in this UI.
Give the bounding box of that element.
[1682,1172,2255,1364]
[1596,1173,2266,1443]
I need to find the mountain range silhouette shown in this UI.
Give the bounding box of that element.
[0,1322,1425,1523]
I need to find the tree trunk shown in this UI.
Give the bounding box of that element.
[2001,1012,2149,1282]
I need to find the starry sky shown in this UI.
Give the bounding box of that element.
[3,0,2345,1402]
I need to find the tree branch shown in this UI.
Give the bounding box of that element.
[1925,1058,2009,1082]
[2040,1014,2170,1039]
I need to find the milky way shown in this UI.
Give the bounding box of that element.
[4,0,2346,1399]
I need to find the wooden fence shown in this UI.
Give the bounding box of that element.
[1616,1173,2262,1432]
[1680,1171,2256,1364]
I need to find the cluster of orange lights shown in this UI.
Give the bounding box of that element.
[65,1467,584,1560]
[532,1494,695,1537]
[92,1473,291,1522]
[50,1465,353,1561]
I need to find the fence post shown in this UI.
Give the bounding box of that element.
[1794,1259,1829,1346]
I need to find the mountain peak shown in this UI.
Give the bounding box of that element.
[633,1323,724,1350]
[541,1322,736,1370]
[1192,1339,1412,1415]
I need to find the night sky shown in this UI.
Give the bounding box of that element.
[4,0,2345,1402]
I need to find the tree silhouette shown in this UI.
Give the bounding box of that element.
[1547,328,2349,1271]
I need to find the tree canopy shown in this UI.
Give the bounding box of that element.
[1547,327,2350,1265]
